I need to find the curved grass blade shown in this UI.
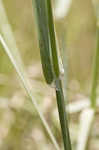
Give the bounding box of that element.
[32,0,54,85]
[0,1,60,150]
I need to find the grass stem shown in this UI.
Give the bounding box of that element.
[55,79,72,150]
[46,1,72,150]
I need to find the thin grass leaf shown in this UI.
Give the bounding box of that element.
[76,108,94,150]
[0,1,60,150]
[90,27,99,108]
[90,1,99,108]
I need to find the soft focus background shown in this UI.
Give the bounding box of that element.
[0,0,99,150]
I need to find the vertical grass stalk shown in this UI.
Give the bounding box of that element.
[33,0,72,150]
[55,79,72,150]
[90,27,99,109]
[46,1,72,150]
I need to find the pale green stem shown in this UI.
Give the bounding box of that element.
[90,27,99,109]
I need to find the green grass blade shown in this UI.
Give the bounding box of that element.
[46,0,60,78]
[0,1,60,150]
[32,0,54,85]
[90,27,99,108]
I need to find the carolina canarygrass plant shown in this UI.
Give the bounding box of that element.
[33,0,72,150]
[1,0,99,150]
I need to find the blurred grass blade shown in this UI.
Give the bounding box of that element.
[0,1,60,150]
[90,27,99,108]
[54,0,72,19]
[67,98,90,113]
[92,0,99,20]
[76,108,94,150]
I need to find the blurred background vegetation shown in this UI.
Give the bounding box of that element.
[0,0,99,150]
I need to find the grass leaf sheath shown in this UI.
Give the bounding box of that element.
[46,0,60,78]
[33,0,54,84]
